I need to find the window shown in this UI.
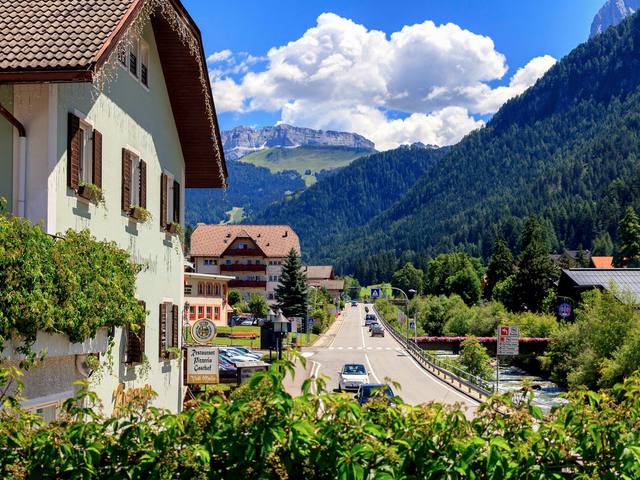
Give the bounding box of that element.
[78,122,93,184]
[197,282,204,295]
[159,303,179,360]
[160,172,180,230]
[204,259,216,266]
[214,307,220,320]
[121,148,146,214]
[268,293,274,300]
[214,283,221,296]
[67,113,102,196]
[225,260,232,265]
[125,301,145,365]
[206,306,213,319]
[197,306,204,317]
[206,283,213,296]
[129,38,139,77]
[140,41,149,87]
[189,305,196,320]
[184,284,192,295]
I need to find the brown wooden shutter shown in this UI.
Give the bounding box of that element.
[67,112,81,190]
[160,173,168,229]
[121,149,132,213]
[173,180,180,224]
[92,130,102,188]
[159,303,167,359]
[139,160,147,209]
[172,304,179,348]
[127,301,146,364]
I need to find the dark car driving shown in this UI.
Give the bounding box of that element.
[370,324,385,337]
[355,384,395,405]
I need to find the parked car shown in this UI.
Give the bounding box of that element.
[239,318,256,326]
[364,314,377,326]
[219,349,257,363]
[228,346,261,359]
[338,363,369,391]
[371,324,385,337]
[351,300,358,307]
[355,384,395,406]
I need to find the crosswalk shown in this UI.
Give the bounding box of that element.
[326,346,403,352]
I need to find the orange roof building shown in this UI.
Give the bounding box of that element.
[590,256,614,268]
[190,225,301,304]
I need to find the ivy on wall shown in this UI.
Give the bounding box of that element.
[0,209,145,351]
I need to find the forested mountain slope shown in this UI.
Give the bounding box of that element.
[252,145,445,255]
[261,12,640,281]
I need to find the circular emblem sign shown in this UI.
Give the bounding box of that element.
[558,302,573,318]
[192,318,216,344]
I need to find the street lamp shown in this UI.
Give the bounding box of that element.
[272,309,290,360]
[388,286,417,344]
[306,285,319,345]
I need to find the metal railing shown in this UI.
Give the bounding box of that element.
[373,305,493,400]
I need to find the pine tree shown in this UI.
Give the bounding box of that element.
[274,248,308,318]
[485,239,514,299]
[615,207,640,267]
[509,217,559,312]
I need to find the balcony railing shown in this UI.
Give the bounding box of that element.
[229,280,267,288]
[223,248,264,257]
[220,264,266,272]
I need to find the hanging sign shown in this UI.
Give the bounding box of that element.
[186,346,219,384]
[192,318,216,344]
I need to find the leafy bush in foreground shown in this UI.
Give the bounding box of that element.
[1,358,640,479]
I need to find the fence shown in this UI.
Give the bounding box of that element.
[373,305,494,401]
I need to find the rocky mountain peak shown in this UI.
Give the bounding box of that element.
[221,124,376,161]
[590,0,640,38]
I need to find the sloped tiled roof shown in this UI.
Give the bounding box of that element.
[0,0,227,188]
[590,256,614,268]
[0,0,134,72]
[304,265,334,280]
[309,279,344,291]
[562,268,640,302]
[191,225,301,258]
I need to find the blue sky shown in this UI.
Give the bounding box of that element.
[184,0,605,149]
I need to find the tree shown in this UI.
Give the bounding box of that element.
[392,262,425,295]
[509,217,559,312]
[227,290,242,307]
[426,253,483,305]
[247,294,268,320]
[615,206,640,267]
[457,337,493,380]
[274,248,308,318]
[592,231,614,256]
[485,239,514,299]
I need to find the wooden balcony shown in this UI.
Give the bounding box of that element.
[223,248,264,257]
[229,280,267,288]
[220,264,266,273]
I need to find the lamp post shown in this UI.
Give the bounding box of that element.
[183,301,190,344]
[388,287,416,344]
[306,285,319,345]
[272,309,290,360]
[267,308,275,361]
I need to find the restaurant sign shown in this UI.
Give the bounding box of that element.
[186,346,219,384]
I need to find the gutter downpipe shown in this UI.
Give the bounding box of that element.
[0,103,26,216]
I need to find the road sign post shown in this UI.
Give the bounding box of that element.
[496,325,519,391]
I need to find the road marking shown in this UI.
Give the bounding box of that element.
[376,347,382,350]
[328,347,335,350]
[360,313,381,384]
[302,352,315,358]
[347,346,353,350]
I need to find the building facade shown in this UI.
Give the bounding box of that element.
[190,225,301,304]
[304,265,345,304]
[184,272,235,327]
[0,0,226,416]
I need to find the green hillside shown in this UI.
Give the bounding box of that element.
[239,146,374,177]
[256,12,640,284]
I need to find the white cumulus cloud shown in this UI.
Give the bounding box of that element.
[210,13,556,150]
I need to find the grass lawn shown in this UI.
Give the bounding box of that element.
[185,325,320,349]
[240,146,372,175]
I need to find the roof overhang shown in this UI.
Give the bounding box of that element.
[0,0,227,189]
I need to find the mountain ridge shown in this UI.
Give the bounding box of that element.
[590,0,640,38]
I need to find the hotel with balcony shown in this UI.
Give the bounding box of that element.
[189,224,301,303]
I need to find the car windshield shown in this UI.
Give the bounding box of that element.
[343,364,366,375]
[361,385,393,400]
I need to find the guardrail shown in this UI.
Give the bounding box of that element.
[372,306,493,401]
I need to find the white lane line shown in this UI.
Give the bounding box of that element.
[347,346,353,350]
[360,313,381,384]
[328,347,335,350]
[376,347,383,350]
[357,346,363,350]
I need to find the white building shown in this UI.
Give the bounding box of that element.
[190,225,301,304]
[0,0,226,416]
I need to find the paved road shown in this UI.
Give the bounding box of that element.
[308,303,477,413]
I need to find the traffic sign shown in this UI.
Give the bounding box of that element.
[370,288,381,298]
[409,321,415,329]
[497,325,519,356]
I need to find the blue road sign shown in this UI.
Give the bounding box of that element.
[409,322,415,329]
[370,288,381,298]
